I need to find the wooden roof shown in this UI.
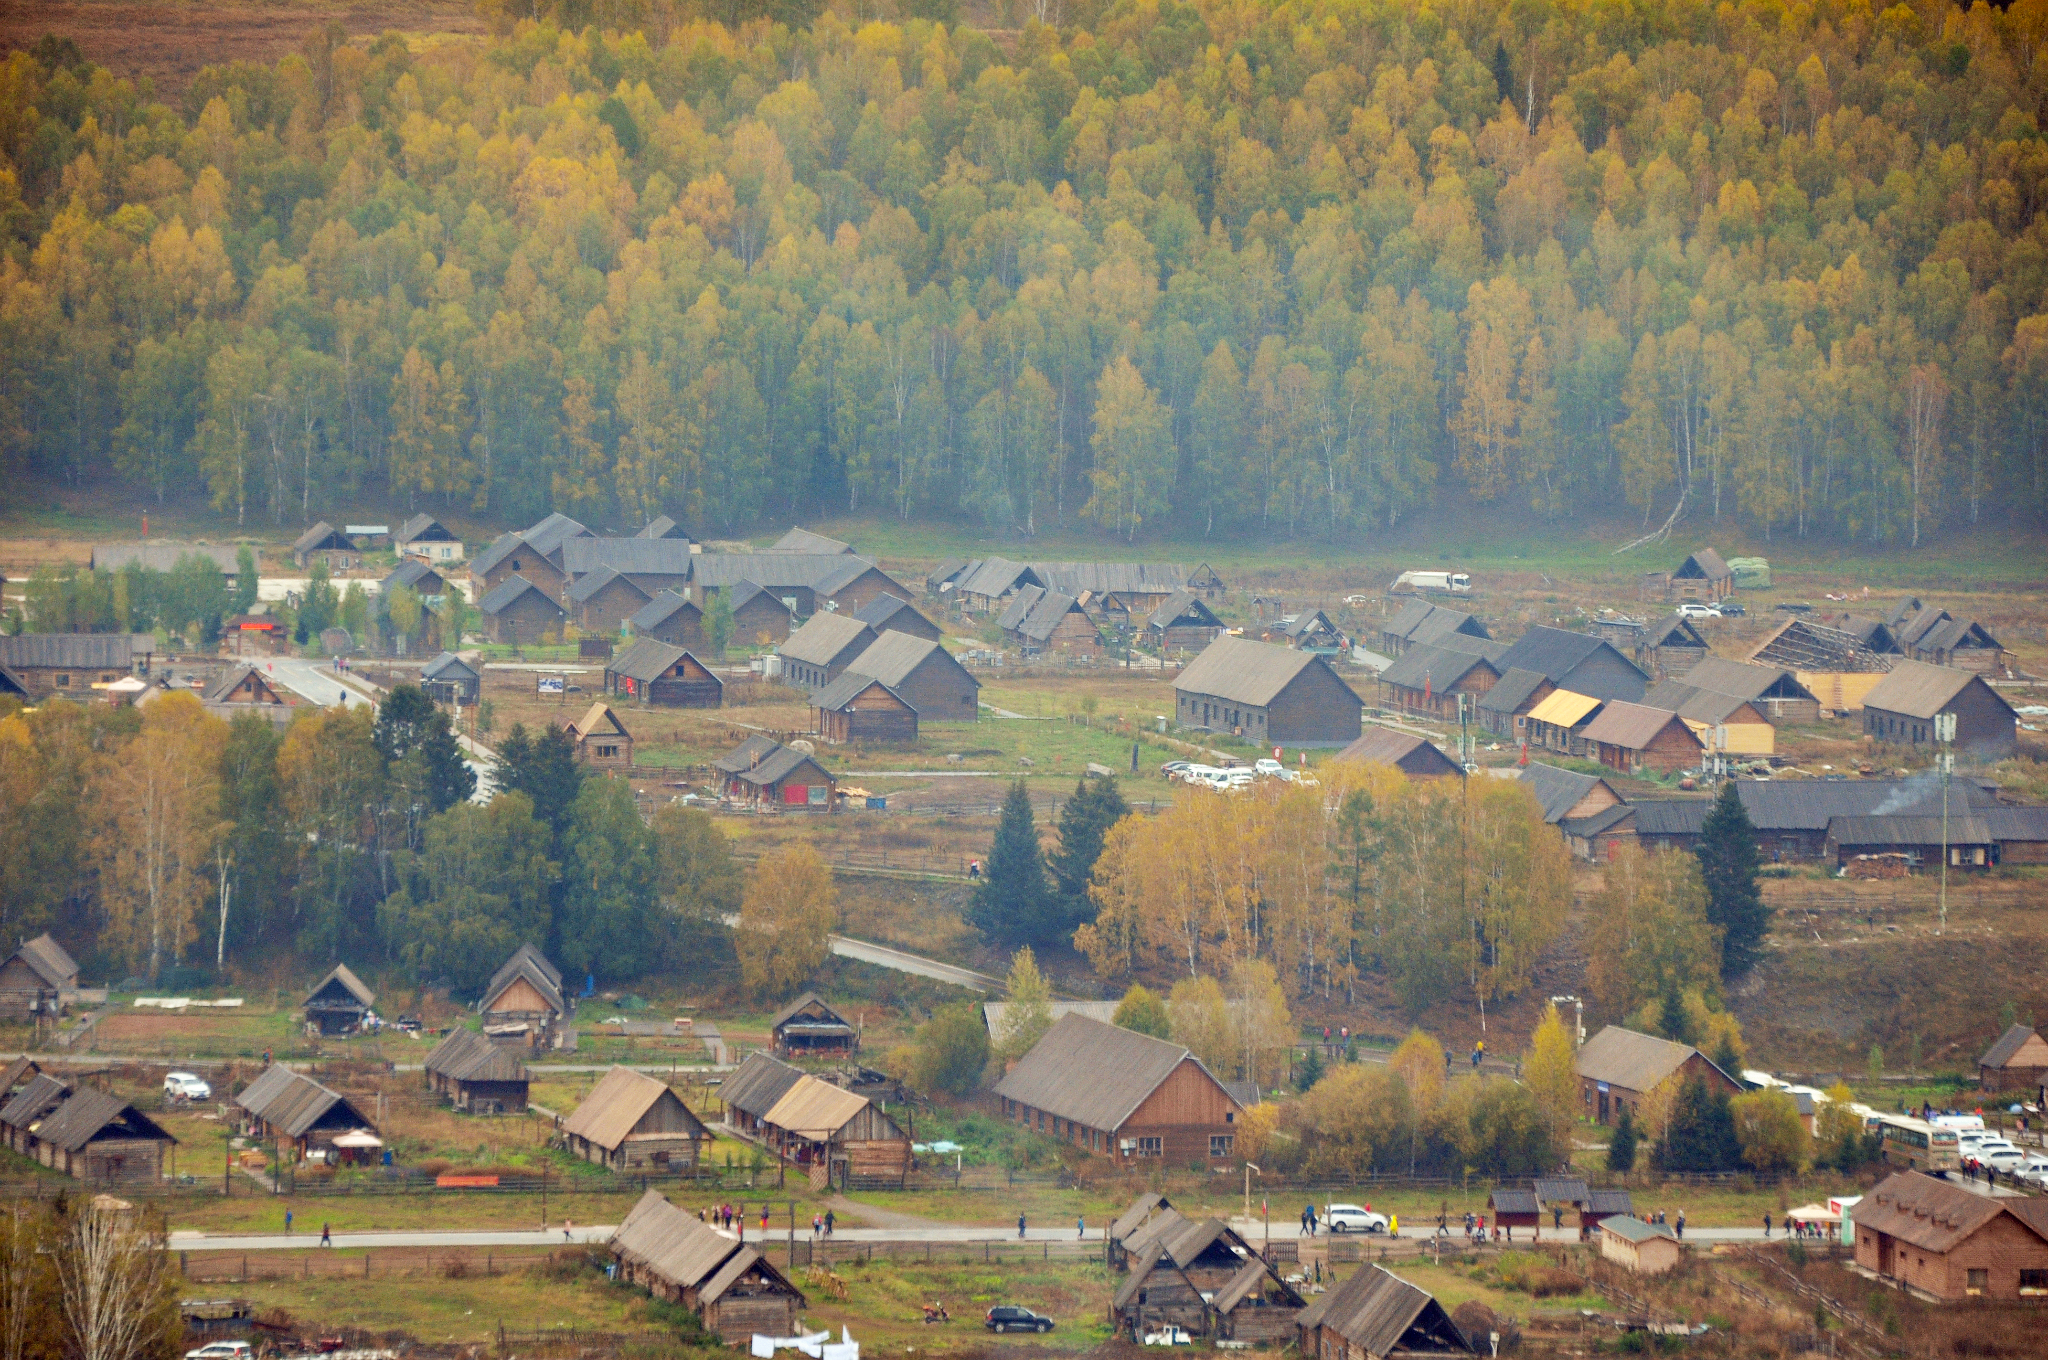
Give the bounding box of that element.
[305,963,375,1009]
[33,1087,175,1153]
[1176,636,1332,706]
[761,1076,889,1140]
[1856,1171,2048,1254]
[233,1066,373,1138]
[424,1029,527,1084]
[562,1066,706,1152]
[1573,1026,1735,1094]
[1580,701,1700,751]
[1981,1024,2048,1069]
[993,1014,1237,1133]
[6,933,77,987]
[1863,659,2010,719]
[721,1051,806,1118]
[1297,1264,1472,1356]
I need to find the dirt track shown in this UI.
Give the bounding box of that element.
[0,0,482,101]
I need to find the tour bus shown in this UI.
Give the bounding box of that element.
[1879,1115,1962,1172]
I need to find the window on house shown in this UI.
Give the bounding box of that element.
[1210,1135,1234,1158]
[1967,1269,1988,1295]
[1136,1137,1162,1157]
[2020,1269,2048,1293]
[512,558,522,570]
[54,674,69,687]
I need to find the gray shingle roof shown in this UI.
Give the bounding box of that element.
[1378,639,1506,691]
[562,1066,704,1152]
[1514,763,1614,823]
[568,565,650,605]
[844,632,966,690]
[1175,636,1333,707]
[714,734,783,774]
[1827,815,1993,845]
[637,515,682,540]
[0,1073,71,1129]
[608,638,691,684]
[561,538,696,579]
[993,1014,1236,1132]
[768,527,852,554]
[1574,1026,1735,1094]
[630,590,698,632]
[954,557,1041,599]
[610,1188,747,1291]
[292,523,354,555]
[421,651,479,681]
[521,513,591,561]
[1297,1263,1471,1356]
[1663,657,1814,704]
[425,1029,527,1084]
[478,576,561,617]
[1495,626,1648,699]
[1645,614,1710,649]
[1145,590,1222,632]
[1674,549,1732,581]
[486,943,562,995]
[853,594,929,631]
[1336,728,1457,772]
[202,663,290,705]
[778,613,875,666]
[92,541,242,573]
[1018,590,1087,643]
[0,635,147,669]
[32,1087,174,1153]
[691,553,885,591]
[1603,1215,1678,1245]
[306,964,375,1009]
[1862,660,2005,719]
[383,558,443,594]
[721,1051,807,1118]
[481,949,566,1017]
[809,671,901,712]
[5,934,76,988]
[1031,562,1186,597]
[1478,666,1551,715]
[1980,1025,2043,1070]
[233,1066,373,1138]
[470,531,528,578]
[1580,701,1698,751]
[1628,800,1711,837]
[397,514,450,543]
[995,584,1045,633]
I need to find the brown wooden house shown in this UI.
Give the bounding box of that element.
[1379,601,1491,657]
[777,613,878,689]
[727,580,794,646]
[842,632,980,723]
[606,639,722,707]
[232,1065,382,1163]
[1003,587,1101,656]
[852,593,942,642]
[424,1028,529,1113]
[569,566,654,636]
[759,1073,911,1187]
[479,943,568,1045]
[1295,1263,1473,1359]
[1666,549,1734,601]
[560,702,633,768]
[1476,667,1554,741]
[721,1051,807,1140]
[1112,1215,1304,1341]
[995,1014,1243,1165]
[0,934,79,1016]
[205,664,295,709]
[1853,1170,2048,1301]
[810,672,917,744]
[302,964,375,1035]
[1574,1026,1741,1129]
[713,735,836,810]
[1333,728,1462,778]
[609,1189,807,1342]
[291,522,359,571]
[420,651,481,705]
[1174,637,1361,747]
[4,1085,175,1183]
[0,634,151,697]
[1861,660,2017,760]
[1580,701,1704,776]
[1376,639,1506,722]
[770,993,858,1057]
[1637,614,1711,678]
[1979,1025,2048,1100]
[480,576,567,645]
[561,1066,709,1172]
[1523,689,1605,757]
[629,590,705,649]
[1143,591,1225,652]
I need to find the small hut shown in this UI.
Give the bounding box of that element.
[302,964,375,1035]
[770,993,858,1058]
[424,1029,529,1113]
[561,1066,709,1172]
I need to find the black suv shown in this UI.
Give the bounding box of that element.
[985,1307,1054,1334]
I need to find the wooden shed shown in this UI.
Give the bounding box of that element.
[1175,636,1362,747]
[629,590,705,649]
[291,522,359,571]
[1861,660,2017,760]
[10,1086,175,1183]
[810,672,918,744]
[770,993,858,1057]
[1667,549,1734,601]
[1333,728,1462,778]
[1602,1216,1682,1274]
[1979,1025,2048,1101]
[1637,614,1710,679]
[479,943,569,1044]
[420,651,481,706]
[1581,701,1704,776]
[609,1189,807,1342]
[479,576,567,645]
[0,934,79,1016]
[302,964,375,1035]
[1296,1264,1473,1359]
[424,1029,529,1113]
[607,639,723,708]
[561,1066,709,1172]
[1143,591,1225,652]
[759,1074,911,1187]
[232,1065,381,1162]
[714,737,837,810]
[559,702,633,768]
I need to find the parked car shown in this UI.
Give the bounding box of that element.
[1323,1204,1389,1234]
[1341,594,1373,606]
[1254,758,1285,777]
[1719,603,1746,616]
[163,1072,212,1102]
[393,1015,422,1033]
[1675,603,1722,619]
[185,1345,253,1360]
[1159,761,1190,777]
[1982,1147,2027,1172]
[985,1307,1054,1333]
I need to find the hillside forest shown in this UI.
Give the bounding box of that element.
[3,0,2048,544]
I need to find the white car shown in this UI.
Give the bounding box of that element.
[1983,1147,2027,1172]
[1254,758,1285,777]
[1675,603,1722,619]
[185,1345,252,1360]
[163,1072,212,1102]
[1342,595,1373,606]
[1322,1204,1389,1234]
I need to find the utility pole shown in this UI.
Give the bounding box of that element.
[1936,712,1955,936]
[1550,995,1584,1047]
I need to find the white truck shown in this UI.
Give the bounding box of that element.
[1391,570,1471,595]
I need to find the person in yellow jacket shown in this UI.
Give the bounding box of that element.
[1388,1213,1398,1237]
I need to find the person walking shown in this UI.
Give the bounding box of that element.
[1018,1213,1027,1240]
[761,1206,770,1233]
[1763,1213,1772,1238]
[284,1208,293,1235]
[1675,1209,1685,1241]
[825,1209,836,1237]
[1077,1215,1086,1239]
[318,1223,331,1248]
[565,1218,574,1242]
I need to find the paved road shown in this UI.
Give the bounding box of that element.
[259,657,497,799]
[827,935,998,990]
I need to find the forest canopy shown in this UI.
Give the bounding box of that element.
[2,0,2046,544]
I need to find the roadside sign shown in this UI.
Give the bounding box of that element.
[537,674,565,695]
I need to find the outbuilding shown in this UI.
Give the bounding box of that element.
[1636,614,1711,679]
[291,523,359,571]
[1602,1216,1682,1274]
[609,1189,807,1341]
[479,944,569,1045]
[1334,728,1461,779]
[233,1066,381,1163]
[302,964,375,1036]
[1581,701,1704,776]
[479,576,567,645]
[713,735,836,810]
[1175,636,1362,747]
[629,590,705,649]
[995,1014,1242,1165]
[420,652,481,706]
[1666,549,1734,602]
[606,639,722,707]
[770,993,858,1057]
[810,672,917,745]
[1853,1170,2048,1300]
[14,1086,175,1182]
[1295,1263,1473,1359]
[558,702,633,768]
[424,1029,529,1113]
[1978,1025,2048,1102]
[561,1066,709,1172]
[852,593,942,642]
[758,1074,910,1187]
[1861,660,2017,760]
[1143,591,1225,652]
[0,934,78,1016]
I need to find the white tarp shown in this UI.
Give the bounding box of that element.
[752,1329,855,1360]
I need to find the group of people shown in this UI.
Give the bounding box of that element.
[697,1203,776,1238]
[1645,1207,1686,1239]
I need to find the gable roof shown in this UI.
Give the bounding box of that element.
[768,527,852,554]
[568,565,652,606]
[1496,626,1648,699]
[1408,606,1491,646]
[778,613,876,666]
[564,702,629,741]
[809,671,905,713]
[1575,1026,1735,1094]
[292,522,354,555]
[33,1087,175,1152]
[761,1075,882,1140]
[630,590,700,632]
[995,584,1045,632]
[521,513,592,562]
[8,933,79,987]
[608,637,690,684]
[491,942,562,991]
[233,1066,372,1137]
[611,1188,744,1289]
[1644,614,1710,649]
[1665,657,1816,704]
[0,634,147,670]
[1829,814,1994,846]
[698,1244,805,1307]
[562,538,697,580]
[637,515,683,540]
[305,963,374,1009]
[383,558,444,594]
[0,1073,71,1129]
[726,580,772,614]
[722,1051,807,1118]
[769,992,849,1031]
[1378,639,1506,692]
[1641,679,1763,725]
[715,734,784,774]
[1176,636,1348,708]
[1748,618,1895,672]
[481,948,567,1017]
[954,557,1041,599]
[425,1028,527,1084]
[563,1066,704,1151]
[1018,590,1088,643]
[994,1014,1236,1133]
[853,594,933,633]
[397,514,451,543]
[1526,689,1604,728]
[421,651,480,682]
[1279,609,1341,640]
[1515,763,1616,824]
[845,632,967,690]
[1298,1263,1472,1357]
[203,664,290,705]
[91,541,242,574]
[1673,548,1732,581]
[1581,701,1700,751]
[1336,728,1459,773]
[690,553,886,592]
[1603,1215,1679,1245]
[1856,1171,2048,1254]
[1477,667,1552,716]
[1110,1192,1176,1242]
[479,576,563,617]
[1032,562,1187,597]
[1145,590,1223,632]
[730,745,826,788]
[471,531,530,578]
[1862,659,2010,719]
[0,1057,40,1094]
[1980,1025,2047,1069]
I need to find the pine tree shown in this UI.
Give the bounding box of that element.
[1294,1046,1325,1093]
[1048,775,1127,934]
[1491,40,1515,102]
[967,780,1050,945]
[1608,1104,1638,1173]
[1654,1074,1742,1172]
[1696,781,1770,976]
[1657,989,1694,1044]
[494,723,585,849]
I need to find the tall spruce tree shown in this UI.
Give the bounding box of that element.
[1607,1104,1638,1173]
[968,780,1051,945]
[374,683,475,815]
[1696,781,1769,977]
[495,723,585,850]
[1048,775,1127,934]
[1654,1073,1742,1172]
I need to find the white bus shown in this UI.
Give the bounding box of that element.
[1879,1116,1961,1172]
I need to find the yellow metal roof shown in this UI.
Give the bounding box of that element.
[1527,689,1602,727]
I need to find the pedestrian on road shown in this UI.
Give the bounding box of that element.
[825,1209,836,1237]
[1763,1213,1772,1238]
[1078,1215,1085,1239]
[565,1218,573,1242]
[1676,1210,1685,1241]
[761,1207,770,1232]
[319,1223,331,1247]
[284,1209,292,1235]
[1018,1213,1027,1240]
[812,1214,821,1236]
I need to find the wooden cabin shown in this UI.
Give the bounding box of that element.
[233,1066,382,1163]
[559,702,633,768]
[480,576,567,645]
[629,590,705,650]
[1979,1026,2048,1101]
[1296,1264,1474,1359]
[479,943,568,1046]
[995,1015,1243,1165]
[291,523,359,571]
[609,1190,807,1342]
[713,736,837,810]
[204,664,294,708]
[1666,549,1734,601]
[561,1066,709,1172]
[759,1074,911,1188]
[1581,701,1704,776]
[770,993,858,1057]
[810,673,918,744]
[302,964,374,1035]
[8,1086,175,1183]
[1143,591,1225,652]
[721,1052,807,1140]
[606,639,723,708]
[424,1029,529,1113]
[0,934,79,1016]
[1175,637,1361,747]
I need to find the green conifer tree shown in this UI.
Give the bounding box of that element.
[967,780,1050,945]
[1654,1073,1741,1173]
[1608,1104,1638,1173]
[1696,781,1769,976]
[1048,775,1127,935]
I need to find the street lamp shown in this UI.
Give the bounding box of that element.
[1550,995,1584,1047]
[1936,712,1956,936]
